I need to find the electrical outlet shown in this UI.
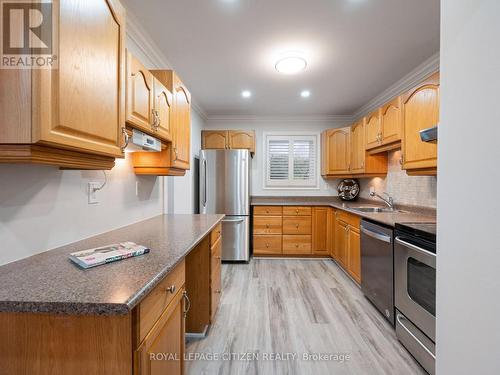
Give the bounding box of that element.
[136,181,139,196]
[88,182,101,204]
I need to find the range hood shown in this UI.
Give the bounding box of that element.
[420,125,438,143]
[125,129,161,152]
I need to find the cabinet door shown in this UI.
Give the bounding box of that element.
[312,207,329,255]
[202,130,228,149]
[350,121,365,174]
[171,75,191,170]
[381,96,402,145]
[228,130,255,153]
[365,110,381,150]
[348,227,361,284]
[328,209,336,258]
[135,289,185,375]
[126,52,155,135]
[402,73,439,170]
[34,0,126,157]
[323,127,351,175]
[153,78,173,142]
[335,218,348,268]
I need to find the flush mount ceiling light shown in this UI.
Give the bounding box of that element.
[275,56,307,75]
[300,90,311,98]
[241,90,252,98]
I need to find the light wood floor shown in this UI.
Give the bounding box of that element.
[186,259,425,375]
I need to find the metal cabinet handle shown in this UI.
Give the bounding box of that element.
[295,209,299,214]
[151,109,157,130]
[166,285,176,294]
[155,110,161,128]
[361,226,392,243]
[121,128,129,152]
[295,224,299,229]
[266,224,270,228]
[222,218,244,223]
[396,314,435,359]
[215,290,221,294]
[182,291,191,318]
[266,243,270,248]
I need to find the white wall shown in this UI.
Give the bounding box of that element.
[0,156,163,265]
[203,118,350,196]
[437,1,500,374]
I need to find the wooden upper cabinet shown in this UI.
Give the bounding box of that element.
[402,72,439,172]
[365,110,381,150]
[126,52,155,135]
[153,78,173,142]
[321,127,351,176]
[350,121,365,174]
[228,130,255,153]
[201,130,255,153]
[134,70,191,175]
[380,96,402,146]
[202,131,228,149]
[171,75,191,170]
[0,0,126,169]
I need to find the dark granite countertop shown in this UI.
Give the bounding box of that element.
[251,196,436,227]
[0,214,224,315]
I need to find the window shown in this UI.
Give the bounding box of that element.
[264,133,319,188]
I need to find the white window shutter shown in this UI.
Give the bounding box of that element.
[265,134,318,189]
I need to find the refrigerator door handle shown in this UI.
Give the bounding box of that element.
[202,159,207,207]
[222,218,245,223]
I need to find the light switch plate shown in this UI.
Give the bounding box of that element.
[88,182,101,204]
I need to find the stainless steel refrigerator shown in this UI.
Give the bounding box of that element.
[199,149,250,261]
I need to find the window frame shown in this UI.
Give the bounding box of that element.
[263,131,320,190]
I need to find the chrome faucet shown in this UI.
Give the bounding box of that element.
[370,191,395,210]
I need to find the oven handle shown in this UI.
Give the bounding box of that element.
[361,226,392,243]
[396,313,436,360]
[395,237,436,258]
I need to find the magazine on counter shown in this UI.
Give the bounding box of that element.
[69,242,150,269]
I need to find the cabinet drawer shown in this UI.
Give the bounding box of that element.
[336,210,361,228]
[253,206,283,216]
[253,235,282,255]
[282,206,312,216]
[210,223,222,245]
[282,235,312,254]
[135,259,186,345]
[253,216,282,234]
[283,216,312,235]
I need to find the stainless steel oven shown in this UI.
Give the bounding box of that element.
[394,223,436,375]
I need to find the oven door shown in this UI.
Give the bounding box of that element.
[394,236,436,341]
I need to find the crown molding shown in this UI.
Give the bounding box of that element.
[126,12,208,120]
[352,52,440,120]
[206,114,354,125]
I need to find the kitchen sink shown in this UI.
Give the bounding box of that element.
[350,207,404,213]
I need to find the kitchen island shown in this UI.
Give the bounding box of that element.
[0,214,224,375]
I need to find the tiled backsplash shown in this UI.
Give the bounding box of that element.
[359,150,437,208]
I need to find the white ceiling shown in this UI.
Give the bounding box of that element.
[122,0,440,117]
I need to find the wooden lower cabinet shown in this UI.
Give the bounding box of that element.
[312,207,329,255]
[210,226,222,321]
[283,235,312,254]
[347,227,361,284]
[335,218,349,268]
[334,211,361,284]
[253,235,282,255]
[135,289,185,375]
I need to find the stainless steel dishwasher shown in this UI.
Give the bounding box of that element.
[360,219,394,326]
